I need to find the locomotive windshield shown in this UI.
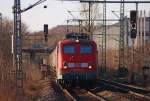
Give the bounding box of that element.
[80,44,92,54]
[63,45,75,54]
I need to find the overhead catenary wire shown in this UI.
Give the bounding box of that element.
[60,0,150,3]
[21,0,47,13]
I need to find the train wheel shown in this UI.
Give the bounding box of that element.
[62,80,68,88]
[66,80,71,88]
[71,80,76,88]
[58,79,64,88]
[85,80,95,89]
[68,80,72,88]
[62,80,65,88]
[79,80,84,88]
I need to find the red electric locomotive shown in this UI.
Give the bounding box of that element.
[49,33,98,87]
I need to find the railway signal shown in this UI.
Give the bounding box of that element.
[130,10,137,39]
[44,24,48,42]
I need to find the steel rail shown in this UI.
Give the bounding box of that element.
[100,79,150,94]
[87,91,112,101]
[129,91,150,100]
[58,84,77,101]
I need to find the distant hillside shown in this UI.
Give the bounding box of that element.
[49,25,78,35]
[33,25,78,35]
[23,25,79,48]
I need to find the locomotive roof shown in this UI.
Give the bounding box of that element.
[65,32,90,40]
[58,39,96,45]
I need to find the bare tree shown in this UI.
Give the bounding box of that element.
[0,17,28,101]
[80,3,101,34]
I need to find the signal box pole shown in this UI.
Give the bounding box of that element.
[13,0,24,100]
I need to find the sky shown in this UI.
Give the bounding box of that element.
[1,0,150,32]
[0,0,81,32]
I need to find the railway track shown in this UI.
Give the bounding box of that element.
[89,88,150,101]
[35,75,150,101]
[100,79,150,94]
[58,83,111,101]
[36,77,68,101]
[90,79,150,101]
[36,78,150,101]
[67,88,101,101]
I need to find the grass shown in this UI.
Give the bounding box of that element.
[23,62,43,101]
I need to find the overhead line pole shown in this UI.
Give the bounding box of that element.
[119,0,125,69]
[13,0,23,100]
[102,0,107,73]
[88,2,91,33]
[104,0,107,73]
[13,0,47,100]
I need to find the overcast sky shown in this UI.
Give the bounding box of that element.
[0,0,81,32]
[1,0,150,32]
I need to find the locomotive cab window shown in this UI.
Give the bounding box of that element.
[80,44,92,54]
[63,45,75,54]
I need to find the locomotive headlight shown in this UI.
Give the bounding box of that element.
[64,65,67,69]
[89,65,92,69]
[64,61,67,69]
[76,39,79,43]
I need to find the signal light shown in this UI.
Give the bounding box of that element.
[131,29,137,39]
[130,10,137,23]
[44,35,48,42]
[64,62,67,69]
[44,24,48,42]
[89,65,92,69]
[130,10,137,39]
[44,24,48,34]
[131,23,136,29]
[64,66,67,69]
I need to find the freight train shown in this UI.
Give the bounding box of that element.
[49,33,98,87]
